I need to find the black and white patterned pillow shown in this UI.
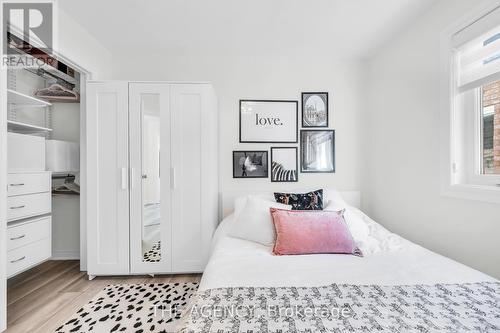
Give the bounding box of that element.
[274,189,323,210]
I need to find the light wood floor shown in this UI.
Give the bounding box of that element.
[5,260,202,333]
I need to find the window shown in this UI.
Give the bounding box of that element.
[455,25,500,185]
[481,80,499,175]
[441,5,500,203]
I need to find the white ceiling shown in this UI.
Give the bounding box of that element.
[59,0,437,59]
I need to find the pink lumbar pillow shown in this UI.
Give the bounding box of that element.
[270,208,363,257]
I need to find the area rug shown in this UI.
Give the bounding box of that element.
[55,282,198,333]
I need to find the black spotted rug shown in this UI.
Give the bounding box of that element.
[55,282,198,333]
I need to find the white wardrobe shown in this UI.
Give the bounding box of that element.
[86,81,218,276]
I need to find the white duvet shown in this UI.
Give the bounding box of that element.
[199,206,496,291]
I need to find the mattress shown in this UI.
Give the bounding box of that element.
[199,212,496,290]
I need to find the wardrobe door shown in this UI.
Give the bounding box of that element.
[87,82,130,275]
[129,83,172,274]
[171,84,217,273]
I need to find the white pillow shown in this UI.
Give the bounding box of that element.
[230,195,291,246]
[324,201,369,244]
[323,189,348,208]
[233,194,274,219]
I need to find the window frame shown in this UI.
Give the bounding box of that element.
[440,1,500,204]
[468,86,500,186]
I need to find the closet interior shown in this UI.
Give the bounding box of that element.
[6,61,83,278]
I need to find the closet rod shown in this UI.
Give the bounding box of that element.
[51,174,76,180]
[24,68,75,89]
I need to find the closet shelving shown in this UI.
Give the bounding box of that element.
[7,89,52,108]
[7,87,53,135]
[7,120,53,134]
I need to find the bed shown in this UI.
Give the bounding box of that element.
[179,190,500,332]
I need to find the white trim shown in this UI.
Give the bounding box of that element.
[51,250,80,260]
[0,1,7,329]
[440,0,500,204]
[469,88,500,185]
[0,67,7,333]
[44,51,92,273]
[442,184,500,204]
[0,1,7,332]
[79,73,88,272]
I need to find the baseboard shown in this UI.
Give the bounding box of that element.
[51,250,80,260]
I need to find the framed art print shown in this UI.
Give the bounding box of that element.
[233,151,268,178]
[302,92,328,127]
[300,130,335,173]
[271,147,298,182]
[239,100,298,143]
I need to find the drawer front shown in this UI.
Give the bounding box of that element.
[7,192,51,221]
[7,217,51,251]
[7,237,51,278]
[8,173,51,197]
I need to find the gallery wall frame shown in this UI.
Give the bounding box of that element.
[300,129,335,173]
[232,150,269,178]
[301,92,329,128]
[270,147,298,182]
[239,100,298,143]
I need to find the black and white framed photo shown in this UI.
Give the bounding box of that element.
[239,100,298,143]
[300,130,335,173]
[232,151,269,178]
[271,147,298,182]
[302,92,328,127]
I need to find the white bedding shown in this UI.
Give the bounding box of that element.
[199,206,496,290]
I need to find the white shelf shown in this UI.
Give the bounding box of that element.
[7,89,52,108]
[7,120,52,134]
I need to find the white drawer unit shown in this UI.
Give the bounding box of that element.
[7,192,51,221]
[7,216,51,252]
[7,172,51,197]
[7,236,51,278]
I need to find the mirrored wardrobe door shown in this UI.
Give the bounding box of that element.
[129,83,172,274]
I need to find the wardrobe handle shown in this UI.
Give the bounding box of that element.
[10,256,26,263]
[10,205,25,210]
[121,167,128,190]
[9,183,25,187]
[130,168,136,189]
[170,167,176,190]
[10,234,26,240]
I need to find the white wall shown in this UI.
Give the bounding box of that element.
[111,55,366,194]
[366,0,500,278]
[56,8,113,79]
